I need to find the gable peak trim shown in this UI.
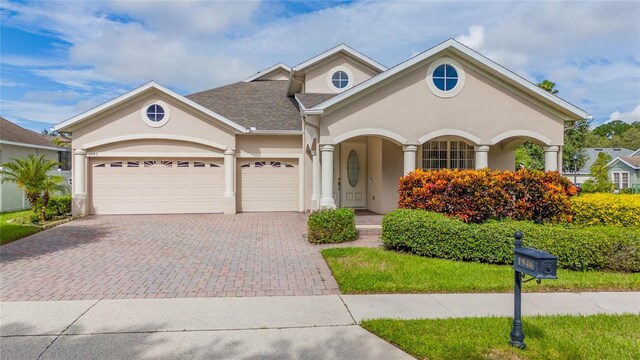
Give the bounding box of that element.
[54,81,249,133]
[310,39,590,121]
[242,63,291,82]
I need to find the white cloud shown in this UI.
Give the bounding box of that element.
[455,25,485,49]
[0,99,90,124]
[1,0,639,126]
[608,105,640,123]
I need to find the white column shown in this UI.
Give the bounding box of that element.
[474,145,490,169]
[320,144,336,208]
[74,149,87,195]
[311,149,319,203]
[544,146,559,172]
[223,149,236,214]
[402,145,418,175]
[72,149,87,216]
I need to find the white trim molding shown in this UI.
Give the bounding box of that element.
[333,128,408,145]
[81,134,229,151]
[242,63,291,82]
[54,81,249,133]
[310,39,589,120]
[418,129,481,145]
[292,44,387,73]
[84,152,225,158]
[490,130,552,146]
[607,157,640,170]
[235,152,303,159]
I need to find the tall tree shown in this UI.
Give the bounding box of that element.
[537,80,559,94]
[515,142,544,170]
[592,120,631,138]
[562,118,589,172]
[581,152,614,193]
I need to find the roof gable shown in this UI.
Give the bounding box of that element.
[308,39,589,121]
[54,82,248,133]
[292,44,387,73]
[287,44,387,96]
[608,156,640,169]
[242,63,291,82]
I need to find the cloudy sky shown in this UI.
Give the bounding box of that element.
[1,0,639,132]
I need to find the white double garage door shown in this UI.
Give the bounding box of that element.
[90,158,298,214]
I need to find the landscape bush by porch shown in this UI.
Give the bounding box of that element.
[382,209,639,272]
[307,208,357,244]
[45,195,72,220]
[398,169,577,223]
[572,193,640,227]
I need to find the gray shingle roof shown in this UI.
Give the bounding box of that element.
[568,148,635,174]
[186,80,301,131]
[0,116,64,149]
[296,93,336,109]
[618,156,640,169]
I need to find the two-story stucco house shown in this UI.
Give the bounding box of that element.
[54,39,589,216]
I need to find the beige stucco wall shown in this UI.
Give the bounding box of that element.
[89,139,225,157]
[366,137,383,213]
[304,54,378,94]
[488,146,516,171]
[319,53,565,147]
[381,139,403,213]
[0,144,62,212]
[72,91,236,152]
[235,135,302,157]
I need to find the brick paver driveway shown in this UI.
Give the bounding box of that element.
[0,213,339,301]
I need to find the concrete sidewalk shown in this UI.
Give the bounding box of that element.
[2,292,638,359]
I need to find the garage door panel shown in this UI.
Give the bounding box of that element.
[238,158,298,212]
[91,159,224,215]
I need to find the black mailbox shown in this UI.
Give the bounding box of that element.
[513,247,558,279]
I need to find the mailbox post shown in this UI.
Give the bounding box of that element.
[509,231,558,349]
[509,231,526,349]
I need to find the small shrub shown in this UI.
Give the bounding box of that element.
[47,195,72,217]
[308,208,357,244]
[398,169,577,223]
[382,209,639,272]
[572,193,640,227]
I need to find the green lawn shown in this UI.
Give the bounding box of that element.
[362,314,640,360]
[322,247,640,293]
[0,210,40,245]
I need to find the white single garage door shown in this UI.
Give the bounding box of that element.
[237,159,298,212]
[91,159,224,215]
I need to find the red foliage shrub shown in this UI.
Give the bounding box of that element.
[398,169,578,223]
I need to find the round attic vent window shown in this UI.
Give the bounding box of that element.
[146,104,165,122]
[141,100,171,127]
[426,57,466,98]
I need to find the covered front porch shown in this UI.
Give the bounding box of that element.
[307,131,562,214]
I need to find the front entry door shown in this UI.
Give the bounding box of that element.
[341,142,367,208]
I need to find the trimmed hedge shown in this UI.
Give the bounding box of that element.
[572,193,640,227]
[382,209,639,272]
[398,169,577,223]
[308,208,357,244]
[48,196,72,216]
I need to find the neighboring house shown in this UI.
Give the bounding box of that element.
[54,39,589,216]
[563,147,634,185]
[607,149,640,192]
[0,117,72,212]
